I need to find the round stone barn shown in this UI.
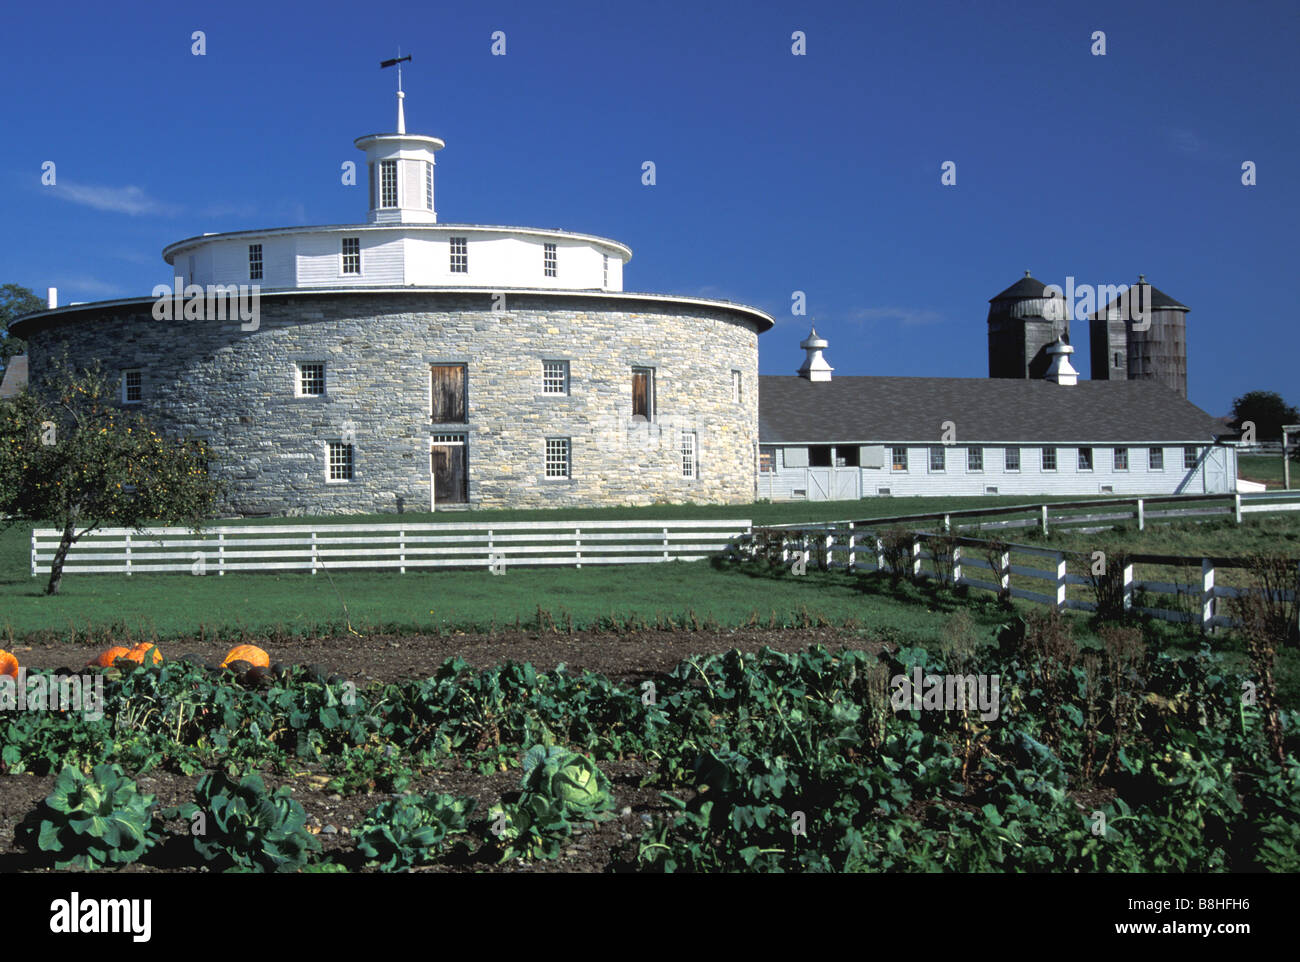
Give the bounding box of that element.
[13,94,773,515]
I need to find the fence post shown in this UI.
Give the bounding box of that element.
[575,527,582,569]
[1055,552,1067,610]
[30,529,37,578]
[1122,560,1133,610]
[1201,558,1215,633]
[218,531,225,577]
[1137,498,1145,531]
[825,531,834,570]
[1041,505,1049,535]
[847,522,856,571]
[311,531,318,575]
[663,527,670,561]
[802,531,811,571]
[952,544,962,587]
[125,532,132,577]
[875,535,884,572]
[999,549,1011,601]
[780,534,789,564]
[911,535,922,581]
[943,513,951,533]
[1234,493,1242,524]
[399,529,405,574]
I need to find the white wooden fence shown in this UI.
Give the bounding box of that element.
[31,519,751,577]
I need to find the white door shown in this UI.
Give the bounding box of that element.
[832,468,860,500]
[807,469,832,500]
[1203,447,1227,493]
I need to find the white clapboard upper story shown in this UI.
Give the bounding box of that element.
[161,88,631,293]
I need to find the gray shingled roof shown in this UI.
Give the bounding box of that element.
[989,274,1049,301]
[758,376,1225,444]
[1091,282,1189,315]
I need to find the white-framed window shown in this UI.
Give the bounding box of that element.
[1149,446,1164,470]
[297,362,325,397]
[1042,446,1057,471]
[342,237,361,274]
[449,237,467,273]
[967,446,983,471]
[1184,446,1199,469]
[759,446,775,473]
[1114,447,1128,471]
[602,254,608,288]
[681,431,698,479]
[1005,446,1020,471]
[327,441,354,482]
[545,438,570,478]
[379,160,398,208]
[731,370,742,403]
[543,242,557,277]
[543,360,569,395]
[122,369,142,404]
[1078,447,1094,471]
[248,244,263,281]
[929,446,945,472]
[425,161,433,210]
[892,447,908,471]
[632,367,654,421]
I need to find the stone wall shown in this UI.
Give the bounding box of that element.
[25,291,762,514]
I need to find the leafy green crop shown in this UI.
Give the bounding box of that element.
[16,763,158,869]
[171,771,320,873]
[356,792,478,870]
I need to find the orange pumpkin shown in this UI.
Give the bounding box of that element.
[0,649,19,679]
[128,642,164,665]
[89,646,134,668]
[221,644,270,670]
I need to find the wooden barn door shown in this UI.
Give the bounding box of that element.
[431,364,466,423]
[431,437,467,508]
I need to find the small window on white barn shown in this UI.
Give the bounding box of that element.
[967,447,983,471]
[1149,447,1164,470]
[681,432,698,479]
[379,160,398,208]
[449,237,468,273]
[1005,446,1020,471]
[1042,446,1057,471]
[877,487,892,496]
[297,363,325,397]
[759,447,775,473]
[1100,484,1114,494]
[985,486,998,495]
[545,438,571,478]
[1078,447,1093,471]
[248,244,263,281]
[543,360,569,395]
[543,243,557,278]
[341,237,361,274]
[1184,446,1199,469]
[122,370,142,404]
[327,441,354,482]
[891,447,908,471]
[1114,447,1128,470]
[929,447,945,472]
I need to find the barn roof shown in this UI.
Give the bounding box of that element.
[758,376,1225,444]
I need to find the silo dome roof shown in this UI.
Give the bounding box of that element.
[989,272,1049,302]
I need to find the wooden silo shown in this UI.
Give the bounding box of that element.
[987,272,1070,379]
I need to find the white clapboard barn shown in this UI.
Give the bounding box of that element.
[758,329,1236,501]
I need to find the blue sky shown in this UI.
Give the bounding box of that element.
[3,0,1296,416]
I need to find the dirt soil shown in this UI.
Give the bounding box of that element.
[0,627,878,874]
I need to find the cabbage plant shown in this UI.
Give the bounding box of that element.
[520,744,615,819]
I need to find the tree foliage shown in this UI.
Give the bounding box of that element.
[0,360,221,594]
[0,283,45,379]
[1231,390,1299,442]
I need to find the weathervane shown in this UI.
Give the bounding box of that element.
[381,49,413,133]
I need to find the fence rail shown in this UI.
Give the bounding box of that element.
[740,525,1299,634]
[31,519,752,577]
[760,491,1300,537]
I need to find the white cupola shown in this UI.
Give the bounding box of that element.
[1044,338,1079,385]
[354,71,445,224]
[797,326,833,381]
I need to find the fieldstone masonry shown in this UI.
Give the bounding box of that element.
[26,291,761,515]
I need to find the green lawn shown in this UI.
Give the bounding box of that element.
[1239,454,1293,489]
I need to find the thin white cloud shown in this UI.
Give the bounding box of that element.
[52,182,178,216]
[849,306,944,327]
